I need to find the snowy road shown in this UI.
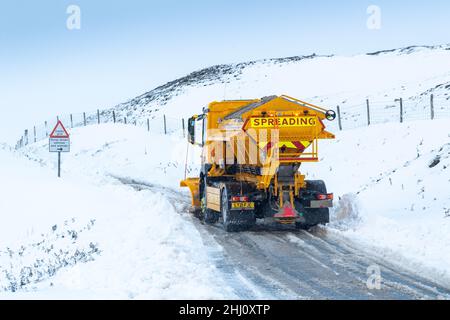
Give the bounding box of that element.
[119,178,450,300]
[197,224,450,299]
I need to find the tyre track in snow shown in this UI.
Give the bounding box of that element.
[116,177,450,300]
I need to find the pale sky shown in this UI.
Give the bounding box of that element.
[1,0,450,143]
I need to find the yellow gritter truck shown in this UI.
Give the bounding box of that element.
[181,95,336,232]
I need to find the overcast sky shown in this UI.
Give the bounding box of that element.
[1,0,450,143]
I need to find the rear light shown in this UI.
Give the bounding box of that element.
[231,196,249,202]
[316,194,334,200]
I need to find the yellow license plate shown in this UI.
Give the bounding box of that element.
[231,202,255,210]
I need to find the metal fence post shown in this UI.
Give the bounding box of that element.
[336,106,342,131]
[366,99,371,126]
[124,117,127,124]
[83,112,87,126]
[45,121,48,137]
[33,126,36,143]
[97,109,100,124]
[430,94,435,120]
[70,114,73,128]
[182,118,185,137]
[113,111,116,123]
[400,98,403,123]
[24,129,29,146]
[163,115,167,134]
[147,118,150,132]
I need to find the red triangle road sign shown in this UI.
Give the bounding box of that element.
[50,120,70,138]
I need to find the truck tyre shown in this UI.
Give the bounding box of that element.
[296,180,330,229]
[203,206,219,224]
[221,188,255,232]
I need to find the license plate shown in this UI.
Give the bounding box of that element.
[310,199,333,208]
[231,202,255,210]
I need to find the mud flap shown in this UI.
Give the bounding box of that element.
[301,208,330,226]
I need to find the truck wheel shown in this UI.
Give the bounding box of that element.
[296,180,330,229]
[204,208,219,224]
[221,188,255,232]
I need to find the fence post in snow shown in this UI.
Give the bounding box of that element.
[399,98,403,123]
[366,99,371,126]
[24,129,28,146]
[182,118,185,138]
[70,114,73,128]
[163,115,167,135]
[83,113,87,126]
[97,109,100,124]
[33,126,36,143]
[336,106,342,131]
[124,117,127,124]
[430,94,435,120]
[113,111,116,123]
[45,121,48,137]
[147,118,150,132]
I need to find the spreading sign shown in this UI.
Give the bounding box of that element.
[249,116,318,128]
[49,121,70,153]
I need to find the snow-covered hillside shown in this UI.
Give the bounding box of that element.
[13,44,450,149]
[102,45,450,130]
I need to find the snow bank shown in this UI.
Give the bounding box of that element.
[0,129,230,299]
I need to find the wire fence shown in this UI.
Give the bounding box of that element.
[14,93,450,150]
[15,109,185,149]
[328,94,450,132]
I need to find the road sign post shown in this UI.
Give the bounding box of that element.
[49,120,70,178]
[58,151,61,178]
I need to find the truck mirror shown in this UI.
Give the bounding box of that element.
[188,117,196,144]
[325,110,336,121]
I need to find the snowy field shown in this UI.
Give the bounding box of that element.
[1,117,449,298]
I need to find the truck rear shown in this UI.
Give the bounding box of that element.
[181,95,336,231]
